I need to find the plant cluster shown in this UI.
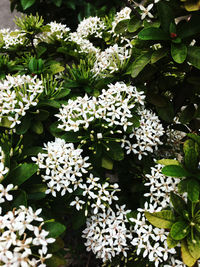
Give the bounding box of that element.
[1,0,200,266]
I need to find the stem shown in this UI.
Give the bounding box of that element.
[30,36,37,56]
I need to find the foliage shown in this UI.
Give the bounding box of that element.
[1,0,200,266]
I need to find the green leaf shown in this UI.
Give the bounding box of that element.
[162,165,190,178]
[38,100,61,109]
[187,235,200,259]
[114,19,129,34]
[44,222,66,238]
[151,48,167,63]
[178,179,190,194]
[101,156,113,170]
[183,139,199,171]
[61,132,81,143]
[187,179,200,202]
[105,142,124,161]
[21,146,44,157]
[167,233,179,248]
[138,27,169,40]
[50,63,65,75]
[170,192,187,215]
[27,183,47,200]
[181,239,197,267]
[157,1,174,32]
[20,0,36,10]
[187,133,200,146]
[170,221,190,240]
[6,163,38,186]
[157,159,180,166]
[180,104,196,124]
[171,43,187,64]
[54,89,71,99]
[156,102,174,122]
[145,210,176,229]
[16,115,31,135]
[131,52,152,78]
[128,17,142,33]
[187,46,200,70]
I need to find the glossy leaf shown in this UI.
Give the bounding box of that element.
[162,165,190,178]
[114,19,129,34]
[157,1,174,32]
[151,48,167,63]
[128,17,142,33]
[157,159,180,166]
[101,156,113,170]
[187,235,200,259]
[145,210,175,229]
[170,192,187,215]
[6,163,38,186]
[171,43,187,64]
[187,179,200,202]
[170,221,190,240]
[131,52,152,78]
[138,27,169,40]
[167,233,179,248]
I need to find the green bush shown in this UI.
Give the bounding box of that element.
[0,0,200,266]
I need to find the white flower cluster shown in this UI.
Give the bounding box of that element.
[82,205,133,262]
[68,16,105,55]
[32,138,91,197]
[0,146,9,181]
[130,164,186,266]
[111,7,132,32]
[70,173,120,214]
[76,16,106,39]
[92,44,131,77]
[124,108,164,159]
[130,202,176,267]
[39,21,70,42]
[56,81,145,132]
[0,29,26,49]
[0,205,55,266]
[0,75,44,128]
[144,164,181,207]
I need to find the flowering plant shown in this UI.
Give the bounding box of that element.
[0,0,200,265]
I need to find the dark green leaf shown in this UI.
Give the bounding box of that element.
[128,17,142,33]
[187,179,200,202]
[6,163,38,186]
[170,221,189,240]
[38,100,61,109]
[157,1,174,32]
[138,27,169,40]
[44,222,66,238]
[178,14,200,39]
[54,89,71,99]
[156,102,174,122]
[171,43,187,64]
[183,139,199,171]
[114,19,129,34]
[46,253,66,267]
[131,52,152,78]
[170,192,187,215]
[162,165,190,178]
[180,104,196,124]
[187,46,200,70]
[16,115,31,135]
[187,133,200,146]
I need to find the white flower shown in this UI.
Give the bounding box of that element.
[70,196,85,210]
[139,4,154,20]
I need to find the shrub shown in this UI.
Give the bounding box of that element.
[0,1,200,266]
